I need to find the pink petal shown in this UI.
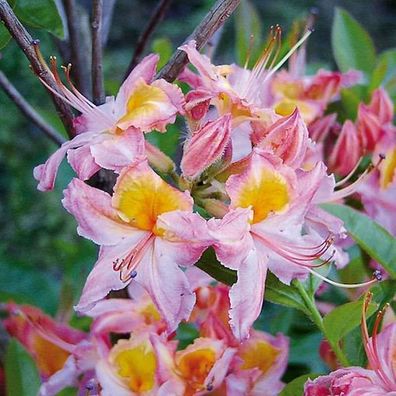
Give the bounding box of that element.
[181,114,232,178]
[204,347,236,391]
[95,360,133,396]
[75,233,148,313]
[184,89,213,120]
[136,238,196,333]
[62,178,137,245]
[367,88,394,124]
[67,145,101,180]
[33,132,97,191]
[229,249,267,341]
[90,128,146,172]
[115,53,159,111]
[357,104,383,151]
[208,208,254,269]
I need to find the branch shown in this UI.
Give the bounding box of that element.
[0,70,66,146]
[91,0,105,105]
[0,0,75,137]
[62,0,91,98]
[156,0,240,82]
[123,0,172,80]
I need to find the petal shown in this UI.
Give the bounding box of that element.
[75,233,149,313]
[204,347,236,391]
[95,360,132,396]
[181,114,232,178]
[208,208,254,269]
[62,178,136,245]
[367,88,394,124]
[33,132,97,192]
[115,53,159,112]
[38,356,79,396]
[90,128,145,172]
[229,249,267,340]
[136,238,196,332]
[155,210,211,265]
[67,145,101,180]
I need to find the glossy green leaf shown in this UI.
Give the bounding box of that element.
[280,373,321,396]
[5,339,41,396]
[323,300,377,344]
[14,0,64,38]
[331,8,376,75]
[322,204,396,278]
[152,38,173,70]
[234,0,262,67]
[370,49,396,91]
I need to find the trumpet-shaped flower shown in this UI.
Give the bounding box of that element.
[34,54,184,191]
[62,160,210,332]
[208,149,342,340]
[151,334,236,395]
[226,330,289,396]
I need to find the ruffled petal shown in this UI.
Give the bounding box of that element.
[62,178,137,245]
[67,145,101,180]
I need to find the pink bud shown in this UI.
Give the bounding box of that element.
[145,141,175,173]
[181,114,232,178]
[184,89,213,121]
[308,113,337,143]
[367,88,394,125]
[329,120,360,176]
[357,104,383,152]
[256,108,308,168]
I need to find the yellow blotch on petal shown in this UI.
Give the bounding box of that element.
[32,336,70,378]
[114,344,156,393]
[240,340,280,374]
[178,348,216,391]
[140,303,161,325]
[380,148,396,189]
[234,169,289,224]
[117,79,168,128]
[274,99,317,124]
[114,168,191,233]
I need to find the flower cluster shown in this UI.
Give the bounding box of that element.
[4,21,396,395]
[3,270,288,395]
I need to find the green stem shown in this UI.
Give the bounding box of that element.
[293,280,350,367]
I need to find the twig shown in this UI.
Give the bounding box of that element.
[0,70,66,146]
[62,0,91,98]
[156,0,240,82]
[0,0,75,137]
[123,0,172,80]
[91,0,105,105]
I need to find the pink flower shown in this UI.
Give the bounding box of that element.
[208,149,339,340]
[34,54,184,191]
[226,330,289,396]
[151,334,236,395]
[62,160,210,332]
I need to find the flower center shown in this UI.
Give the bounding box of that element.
[380,148,396,189]
[233,169,290,223]
[239,340,280,374]
[114,344,156,393]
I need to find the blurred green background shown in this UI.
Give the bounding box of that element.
[1,0,396,382]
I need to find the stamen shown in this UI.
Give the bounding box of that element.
[244,34,255,69]
[335,157,363,187]
[308,269,380,289]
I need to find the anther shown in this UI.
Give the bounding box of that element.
[373,269,383,281]
[130,270,138,278]
[31,39,40,46]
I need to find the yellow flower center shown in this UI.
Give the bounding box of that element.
[234,169,289,223]
[117,79,168,128]
[114,344,157,393]
[113,168,191,233]
[178,348,216,391]
[380,148,396,189]
[240,340,280,374]
[140,303,161,325]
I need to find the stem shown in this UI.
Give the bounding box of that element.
[293,280,350,367]
[0,70,66,146]
[156,0,240,82]
[123,0,172,80]
[91,0,105,105]
[0,0,75,137]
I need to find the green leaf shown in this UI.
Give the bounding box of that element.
[234,0,262,67]
[176,323,200,350]
[279,373,321,396]
[340,87,362,120]
[322,204,396,278]
[152,38,173,70]
[5,339,41,396]
[331,8,376,76]
[14,0,64,38]
[323,300,377,344]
